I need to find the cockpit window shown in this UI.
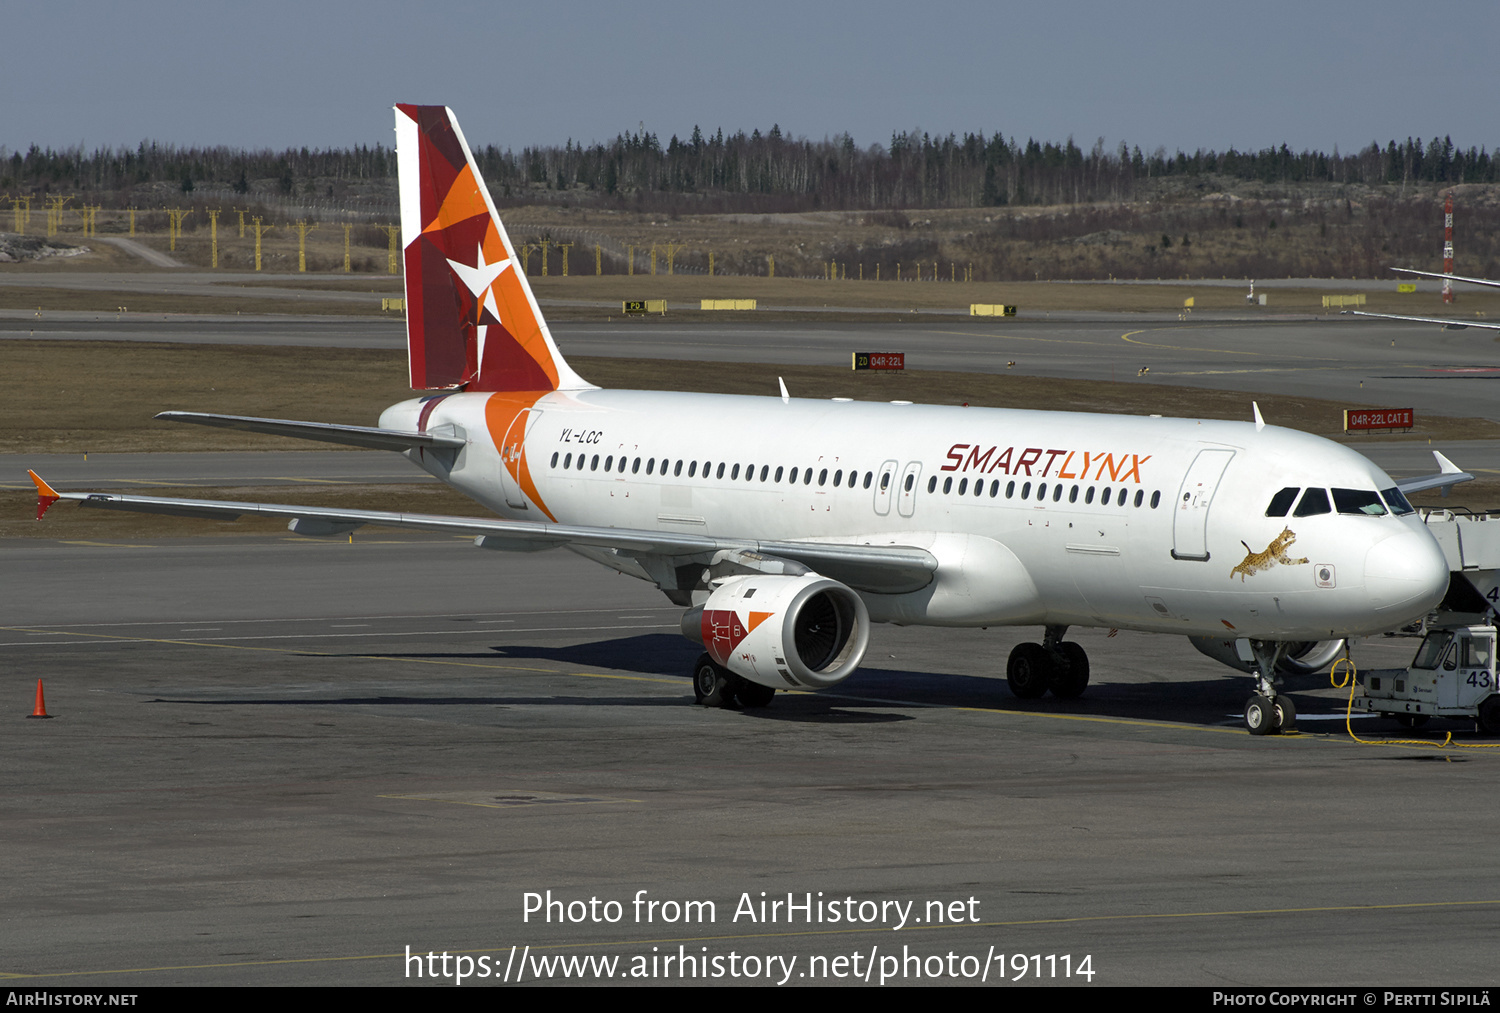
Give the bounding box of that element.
[1380,487,1415,516]
[1265,487,1300,517]
[1293,488,1331,517]
[1412,632,1452,670]
[1332,488,1387,516]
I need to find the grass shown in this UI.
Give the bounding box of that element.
[5,340,1498,457]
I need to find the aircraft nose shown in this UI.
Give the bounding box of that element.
[1364,528,1450,617]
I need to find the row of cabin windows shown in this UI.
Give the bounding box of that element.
[547,451,1159,508]
[549,451,872,489]
[925,474,1161,509]
[1264,485,1414,518]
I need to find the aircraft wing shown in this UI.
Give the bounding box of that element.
[1341,310,1500,331]
[1394,451,1474,496]
[1390,267,1500,290]
[154,411,468,452]
[27,473,937,595]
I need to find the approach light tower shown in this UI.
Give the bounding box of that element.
[1443,192,1454,305]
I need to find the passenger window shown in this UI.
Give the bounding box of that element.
[943,477,953,494]
[759,465,768,481]
[818,469,828,486]
[864,473,873,490]
[591,455,599,471]
[1053,484,1063,502]
[1101,487,1111,505]
[1037,482,1047,501]
[731,464,740,480]
[1150,490,1160,508]
[904,475,913,491]
[1265,487,1299,517]
[1085,486,1094,504]
[1021,481,1032,499]
[550,452,559,468]
[1006,480,1015,498]
[958,478,967,495]
[564,453,573,469]
[834,469,843,486]
[1332,489,1386,516]
[880,473,889,491]
[605,455,614,471]
[774,466,783,482]
[716,463,725,479]
[632,457,641,474]
[1134,489,1143,507]
[746,463,754,481]
[1294,488,1331,517]
[989,480,999,498]
[805,469,814,485]
[645,458,654,475]
[674,460,683,477]
[928,476,937,493]
[689,461,697,477]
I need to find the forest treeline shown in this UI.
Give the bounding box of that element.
[2,127,1494,212]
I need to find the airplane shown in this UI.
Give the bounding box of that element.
[1343,267,1500,330]
[27,105,1468,735]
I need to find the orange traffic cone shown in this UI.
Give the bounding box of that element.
[28,679,52,719]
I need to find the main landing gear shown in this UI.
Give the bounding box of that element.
[1241,640,1297,736]
[1006,627,1090,700]
[692,653,775,709]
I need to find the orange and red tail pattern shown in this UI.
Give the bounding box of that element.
[395,105,589,393]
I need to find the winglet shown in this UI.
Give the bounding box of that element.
[28,470,60,520]
[1252,401,1265,432]
[1434,451,1463,475]
[778,376,790,404]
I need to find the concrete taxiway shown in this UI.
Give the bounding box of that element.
[4,534,1498,987]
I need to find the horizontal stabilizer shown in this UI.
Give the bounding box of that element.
[1390,267,1500,290]
[1343,310,1500,331]
[155,411,467,452]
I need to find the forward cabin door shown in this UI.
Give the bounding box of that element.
[1171,448,1235,561]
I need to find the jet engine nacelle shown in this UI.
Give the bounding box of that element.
[1188,636,1346,675]
[681,573,870,690]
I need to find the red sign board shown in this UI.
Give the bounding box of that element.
[1344,408,1414,431]
[853,352,905,371]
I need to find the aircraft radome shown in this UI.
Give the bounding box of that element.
[29,105,1465,735]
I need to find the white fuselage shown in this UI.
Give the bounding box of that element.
[382,389,1450,642]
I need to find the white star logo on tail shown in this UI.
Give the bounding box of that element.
[446,242,513,375]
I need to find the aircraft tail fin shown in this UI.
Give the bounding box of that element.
[394,104,592,393]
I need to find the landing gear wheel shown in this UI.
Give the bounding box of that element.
[1478,696,1500,736]
[693,654,736,708]
[1244,694,1279,735]
[737,680,775,708]
[1007,643,1051,700]
[1272,694,1297,733]
[1049,642,1090,699]
[1393,713,1429,730]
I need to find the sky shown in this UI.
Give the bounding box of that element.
[7,0,1497,158]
